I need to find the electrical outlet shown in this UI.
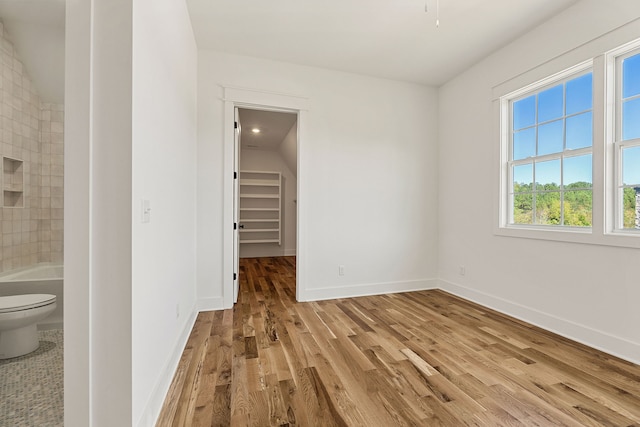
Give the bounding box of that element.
[459,266,466,276]
[176,303,180,318]
[339,265,345,276]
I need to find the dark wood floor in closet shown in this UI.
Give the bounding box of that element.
[157,256,640,426]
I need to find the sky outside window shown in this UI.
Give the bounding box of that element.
[566,112,592,150]
[513,128,535,160]
[513,95,535,130]
[538,85,563,122]
[622,53,640,141]
[535,159,561,187]
[623,53,640,98]
[623,146,640,185]
[622,98,640,140]
[512,72,593,187]
[564,154,592,187]
[513,163,533,189]
[538,120,563,155]
[566,73,592,114]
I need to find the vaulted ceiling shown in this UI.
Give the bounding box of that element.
[0,0,65,104]
[186,0,579,86]
[0,0,580,105]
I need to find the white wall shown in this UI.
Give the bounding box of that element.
[64,0,92,424]
[65,0,198,426]
[197,51,439,307]
[239,148,297,258]
[280,123,297,175]
[438,0,640,364]
[66,0,134,425]
[89,0,134,425]
[1,16,65,104]
[131,0,198,425]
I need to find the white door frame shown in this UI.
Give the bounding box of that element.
[233,107,240,303]
[222,86,309,307]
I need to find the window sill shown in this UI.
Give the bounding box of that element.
[495,224,640,249]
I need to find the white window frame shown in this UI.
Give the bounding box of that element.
[499,61,594,231]
[493,34,640,249]
[605,39,640,235]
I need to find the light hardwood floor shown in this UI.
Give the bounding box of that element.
[157,256,640,426]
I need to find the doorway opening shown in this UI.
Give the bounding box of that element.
[235,108,298,301]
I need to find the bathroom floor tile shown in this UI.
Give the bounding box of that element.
[0,329,63,427]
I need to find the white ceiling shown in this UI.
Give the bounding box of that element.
[0,0,65,104]
[0,0,581,106]
[239,108,297,151]
[186,0,579,86]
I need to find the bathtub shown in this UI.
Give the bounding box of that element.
[0,263,63,330]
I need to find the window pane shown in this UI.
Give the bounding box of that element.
[535,192,561,225]
[505,67,595,231]
[512,193,533,224]
[538,85,563,123]
[513,128,535,160]
[513,163,533,192]
[622,187,639,229]
[623,53,640,99]
[622,145,640,186]
[566,73,592,115]
[513,96,535,130]
[538,120,563,155]
[564,154,592,188]
[566,112,592,150]
[535,159,561,190]
[622,98,640,140]
[563,190,592,227]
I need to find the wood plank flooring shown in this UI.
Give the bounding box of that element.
[157,257,640,426]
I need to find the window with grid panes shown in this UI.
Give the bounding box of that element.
[508,69,593,227]
[612,48,640,231]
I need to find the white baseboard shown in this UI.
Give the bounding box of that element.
[138,304,199,427]
[239,248,297,258]
[300,279,438,302]
[439,279,640,366]
[197,296,225,311]
[239,252,278,258]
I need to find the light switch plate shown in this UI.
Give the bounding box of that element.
[142,199,151,223]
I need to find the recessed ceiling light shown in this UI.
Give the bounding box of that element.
[251,128,261,133]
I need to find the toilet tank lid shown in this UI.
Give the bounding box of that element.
[0,294,56,313]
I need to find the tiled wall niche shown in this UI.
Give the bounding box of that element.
[0,21,64,272]
[3,156,24,207]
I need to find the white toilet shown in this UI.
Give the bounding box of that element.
[0,294,57,359]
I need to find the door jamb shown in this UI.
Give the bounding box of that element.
[222,86,309,308]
